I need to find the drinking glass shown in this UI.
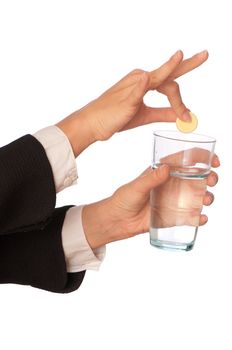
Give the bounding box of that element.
[150,130,216,251]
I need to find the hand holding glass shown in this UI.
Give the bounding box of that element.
[150,131,216,251]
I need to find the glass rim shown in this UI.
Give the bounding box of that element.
[153,130,216,144]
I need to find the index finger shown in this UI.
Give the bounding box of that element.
[149,50,183,89]
[166,50,209,82]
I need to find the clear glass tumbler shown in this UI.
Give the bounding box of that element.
[150,130,216,251]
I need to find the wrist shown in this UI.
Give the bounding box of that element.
[55,110,96,158]
[82,198,122,250]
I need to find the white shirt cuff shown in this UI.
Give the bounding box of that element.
[61,205,106,273]
[33,125,78,193]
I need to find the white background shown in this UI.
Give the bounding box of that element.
[0,0,230,349]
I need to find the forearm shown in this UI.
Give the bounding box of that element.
[82,197,123,250]
[55,109,96,158]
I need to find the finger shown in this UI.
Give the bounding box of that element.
[160,147,212,167]
[140,106,178,123]
[149,50,183,89]
[157,81,191,121]
[203,191,214,206]
[121,107,178,131]
[199,214,208,226]
[138,166,153,177]
[211,154,220,168]
[131,165,170,194]
[167,50,209,82]
[207,171,218,187]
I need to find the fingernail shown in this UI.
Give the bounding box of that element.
[206,192,214,204]
[214,155,220,166]
[198,50,209,57]
[182,111,192,122]
[212,174,218,185]
[172,50,182,60]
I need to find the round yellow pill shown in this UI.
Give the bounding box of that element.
[176,112,198,133]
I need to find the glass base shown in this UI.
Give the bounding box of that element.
[149,226,198,252]
[150,238,195,252]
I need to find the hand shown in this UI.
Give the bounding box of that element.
[82,155,219,250]
[56,50,208,156]
[151,147,219,227]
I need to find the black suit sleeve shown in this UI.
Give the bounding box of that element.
[0,134,56,235]
[0,134,86,293]
[0,205,86,293]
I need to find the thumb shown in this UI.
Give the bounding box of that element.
[130,165,170,194]
[127,71,150,106]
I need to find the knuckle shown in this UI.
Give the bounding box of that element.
[130,68,144,75]
[151,74,162,87]
[155,166,167,181]
[157,82,181,99]
[168,81,180,94]
[174,101,185,111]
